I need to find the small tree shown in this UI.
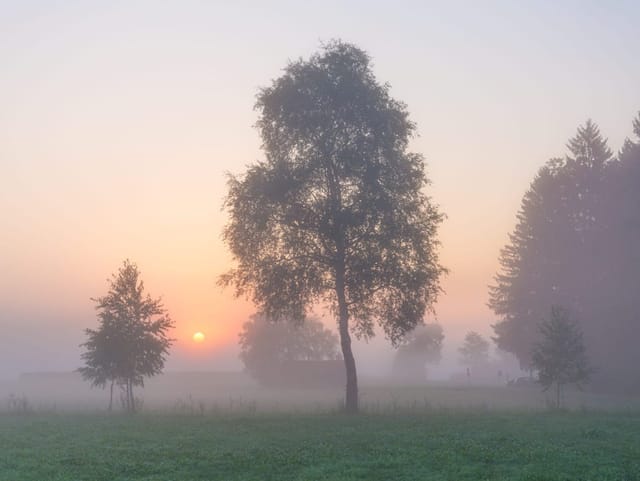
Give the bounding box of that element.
[239,313,340,385]
[79,260,174,412]
[392,323,444,382]
[459,331,490,367]
[78,319,121,410]
[532,306,591,409]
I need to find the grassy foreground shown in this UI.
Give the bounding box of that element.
[1,411,639,481]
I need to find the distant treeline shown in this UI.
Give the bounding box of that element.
[491,116,640,394]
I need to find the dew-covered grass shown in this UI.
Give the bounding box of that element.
[2,410,639,480]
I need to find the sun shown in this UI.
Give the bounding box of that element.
[192,332,205,343]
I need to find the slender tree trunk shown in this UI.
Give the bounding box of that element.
[128,379,135,413]
[556,382,561,410]
[119,382,125,410]
[108,380,114,412]
[338,307,357,413]
[123,379,130,412]
[327,157,357,413]
[335,258,358,413]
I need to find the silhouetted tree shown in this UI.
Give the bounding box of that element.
[392,323,444,382]
[239,313,340,385]
[220,41,445,412]
[79,260,174,412]
[602,112,640,392]
[459,331,490,367]
[532,306,591,409]
[490,120,613,370]
[490,115,640,393]
[78,318,121,410]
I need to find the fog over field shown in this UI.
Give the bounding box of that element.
[6,371,640,415]
[3,2,640,479]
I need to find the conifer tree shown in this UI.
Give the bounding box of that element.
[532,306,591,408]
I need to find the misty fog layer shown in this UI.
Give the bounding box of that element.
[3,2,639,385]
[1,3,640,418]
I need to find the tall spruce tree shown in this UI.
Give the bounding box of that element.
[490,121,612,369]
[490,116,640,393]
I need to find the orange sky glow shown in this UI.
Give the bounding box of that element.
[1,1,639,377]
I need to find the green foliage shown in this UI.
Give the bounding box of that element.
[79,260,174,412]
[459,331,490,366]
[239,313,340,384]
[2,412,640,480]
[220,40,445,411]
[532,306,591,408]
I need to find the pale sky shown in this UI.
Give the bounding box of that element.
[1,0,639,378]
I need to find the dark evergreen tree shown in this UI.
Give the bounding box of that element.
[491,115,640,393]
[490,120,613,369]
[599,112,640,392]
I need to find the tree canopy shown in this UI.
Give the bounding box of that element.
[220,41,445,411]
[392,323,444,382]
[239,313,340,386]
[458,331,490,367]
[79,260,174,412]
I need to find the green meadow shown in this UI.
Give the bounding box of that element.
[2,410,639,481]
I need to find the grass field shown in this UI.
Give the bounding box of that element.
[2,411,639,481]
